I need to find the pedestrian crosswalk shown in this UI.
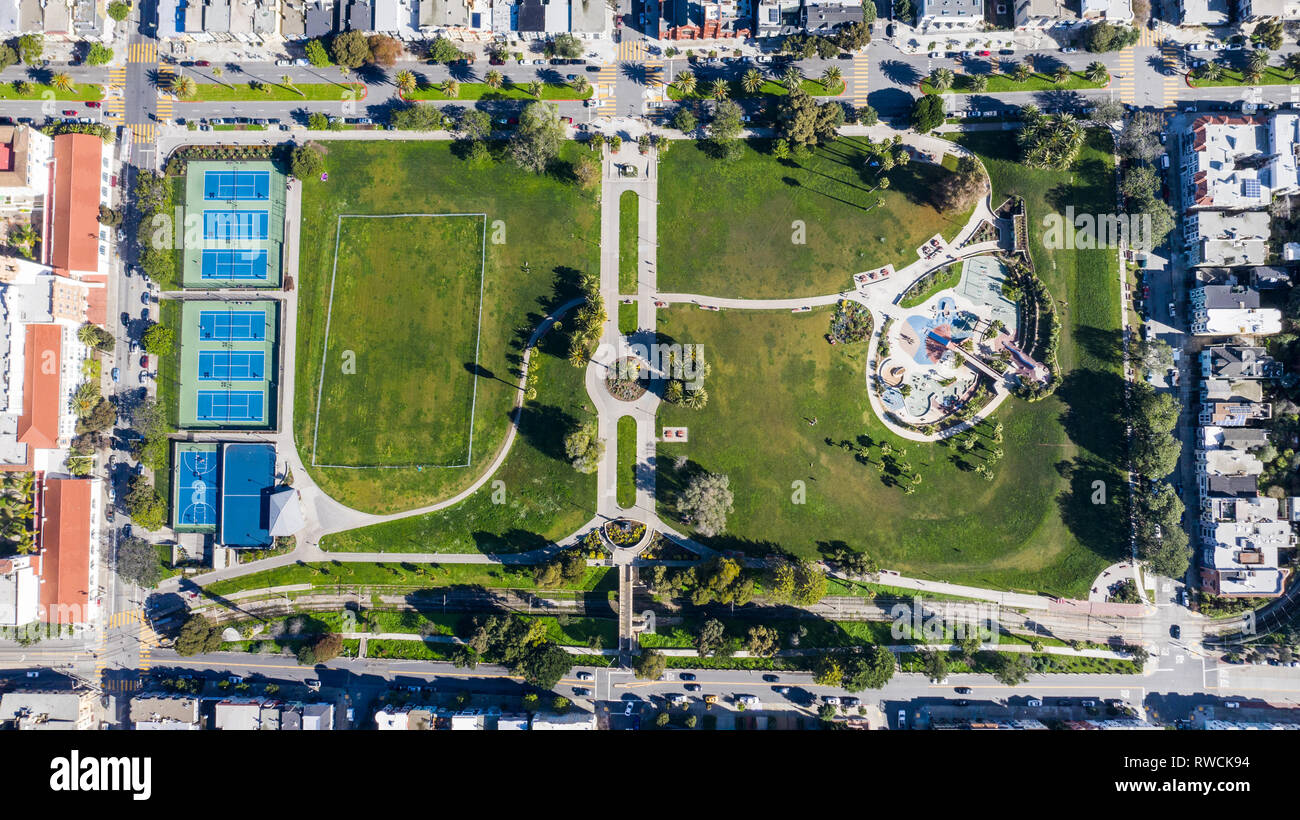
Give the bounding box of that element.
[850,54,870,108]
[138,619,158,672]
[1137,26,1158,48]
[595,62,618,116]
[102,678,142,694]
[105,67,126,120]
[107,609,144,628]
[616,39,647,62]
[130,123,156,145]
[1115,47,1136,104]
[1159,42,1181,110]
[127,41,157,64]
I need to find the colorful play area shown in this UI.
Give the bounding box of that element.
[877,255,1045,427]
[170,441,284,548]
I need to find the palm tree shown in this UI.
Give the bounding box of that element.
[51,72,73,92]
[741,67,763,94]
[1284,52,1300,78]
[171,74,197,99]
[526,80,542,98]
[281,74,304,97]
[709,78,729,101]
[781,65,803,90]
[1198,60,1225,81]
[485,69,504,89]
[969,73,988,92]
[1244,63,1263,84]
[441,78,460,98]
[395,69,417,96]
[929,67,954,92]
[821,65,842,90]
[1248,48,1270,75]
[1053,65,1071,85]
[1085,61,1108,84]
[571,76,591,97]
[674,70,697,97]
[1012,62,1032,83]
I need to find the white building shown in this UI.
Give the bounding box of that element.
[1184,210,1271,268]
[1189,283,1282,336]
[0,555,37,626]
[531,710,597,729]
[1202,520,1292,597]
[1178,0,1230,24]
[917,0,985,30]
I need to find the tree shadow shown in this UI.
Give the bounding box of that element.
[513,403,578,463]
[877,58,922,87]
[1056,456,1129,566]
[1056,367,1127,468]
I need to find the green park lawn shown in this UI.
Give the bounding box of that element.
[313,215,484,467]
[667,78,843,101]
[406,81,592,101]
[655,131,1124,598]
[187,81,365,102]
[898,261,962,309]
[657,137,971,298]
[318,339,598,553]
[617,415,637,508]
[921,71,1106,94]
[296,140,600,513]
[0,82,103,100]
[619,190,638,294]
[202,561,611,597]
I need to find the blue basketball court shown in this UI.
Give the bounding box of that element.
[203,209,270,240]
[175,448,218,528]
[220,443,276,548]
[204,169,271,201]
[201,248,269,281]
[198,350,266,382]
[199,309,267,341]
[196,390,265,422]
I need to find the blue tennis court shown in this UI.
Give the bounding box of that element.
[196,390,265,422]
[203,209,270,240]
[201,248,269,280]
[198,350,266,382]
[199,309,267,341]
[220,443,276,548]
[175,448,218,528]
[204,169,271,201]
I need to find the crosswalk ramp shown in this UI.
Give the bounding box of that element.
[616,39,647,62]
[1159,43,1181,110]
[127,41,157,64]
[104,67,126,120]
[595,62,618,116]
[156,95,174,121]
[850,55,870,107]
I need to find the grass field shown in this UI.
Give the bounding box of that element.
[657,137,971,298]
[617,415,637,508]
[406,81,592,101]
[654,131,1123,597]
[898,261,962,309]
[666,78,843,101]
[187,81,364,102]
[921,71,1106,94]
[1187,66,1299,87]
[618,301,638,335]
[313,215,484,467]
[0,82,103,100]
[619,190,638,294]
[318,340,598,553]
[295,140,600,512]
[202,560,611,597]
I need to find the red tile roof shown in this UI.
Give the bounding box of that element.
[38,477,93,623]
[49,134,101,276]
[16,324,61,451]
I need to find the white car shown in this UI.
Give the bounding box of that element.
[824,695,841,706]
[275,59,293,66]
[575,671,593,681]
[1027,698,1043,707]
[929,51,942,58]
[736,694,760,706]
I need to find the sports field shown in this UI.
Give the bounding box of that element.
[655,131,1124,598]
[295,140,601,513]
[313,214,486,467]
[176,300,279,429]
[657,138,973,298]
[180,160,286,289]
[171,441,219,532]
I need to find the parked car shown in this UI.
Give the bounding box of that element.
[572,687,591,697]
[85,101,100,108]
[1027,698,1043,707]
[736,694,760,706]
[62,109,77,116]
[679,673,696,681]
[1170,624,1181,639]
[824,695,841,706]
[138,371,148,384]
[275,59,293,66]
[575,671,593,681]
[141,308,150,321]
[761,674,780,683]
[955,687,972,694]
[111,367,120,382]
[1061,46,1078,53]
[703,694,718,704]
[976,49,991,56]
[683,683,701,692]
[195,60,210,66]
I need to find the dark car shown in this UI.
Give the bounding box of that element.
[120,311,130,326]
[885,23,895,37]
[956,699,969,706]
[683,683,701,692]
[195,60,210,66]
[679,672,696,681]
[761,674,780,683]
[955,687,972,695]
[1170,624,1181,639]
